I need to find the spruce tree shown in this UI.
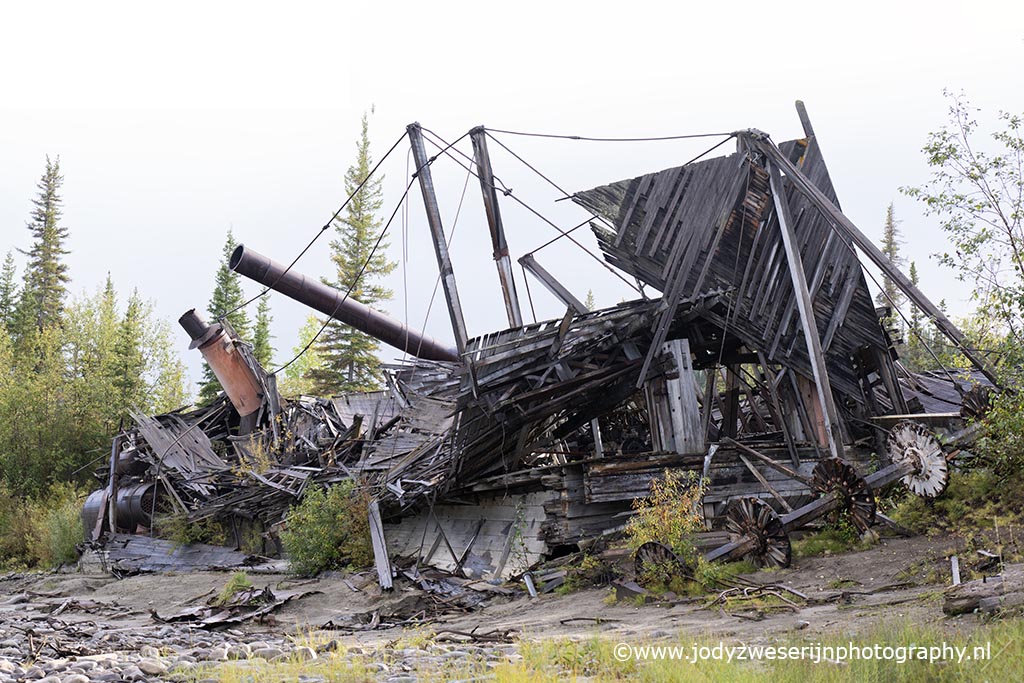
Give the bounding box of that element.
[253,295,274,368]
[278,314,323,397]
[198,229,251,403]
[305,112,396,395]
[0,251,17,331]
[112,290,149,417]
[901,262,926,371]
[875,203,906,334]
[14,156,69,334]
[584,289,595,311]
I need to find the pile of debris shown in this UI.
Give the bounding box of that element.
[83,104,996,590]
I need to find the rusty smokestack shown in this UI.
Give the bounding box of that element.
[178,309,264,421]
[228,244,460,363]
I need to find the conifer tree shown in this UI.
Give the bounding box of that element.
[305,112,396,395]
[875,203,906,335]
[0,252,17,331]
[278,315,324,397]
[253,295,274,368]
[14,156,69,334]
[585,289,595,311]
[901,261,927,371]
[112,290,149,416]
[199,229,251,403]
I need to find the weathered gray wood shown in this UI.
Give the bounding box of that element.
[944,564,1024,615]
[408,122,469,355]
[368,500,393,590]
[667,339,704,453]
[591,419,604,458]
[470,127,523,328]
[769,161,845,460]
[750,134,1000,388]
[737,453,793,512]
[518,253,588,314]
[721,438,812,485]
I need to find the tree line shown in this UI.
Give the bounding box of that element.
[0,112,397,501]
[0,158,188,497]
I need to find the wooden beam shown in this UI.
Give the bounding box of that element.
[720,437,813,486]
[518,253,588,314]
[368,500,394,590]
[768,161,846,460]
[470,127,523,328]
[736,453,794,512]
[667,339,704,453]
[408,122,469,355]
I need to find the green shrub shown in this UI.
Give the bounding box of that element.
[281,481,373,576]
[27,483,84,567]
[556,554,614,594]
[977,390,1024,476]
[626,470,705,562]
[0,482,83,569]
[0,483,34,568]
[154,512,228,547]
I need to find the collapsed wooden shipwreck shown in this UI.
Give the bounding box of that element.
[83,104,995,586]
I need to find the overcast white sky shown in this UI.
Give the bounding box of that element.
[2,1,1022,391]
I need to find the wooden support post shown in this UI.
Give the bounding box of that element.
[368,500,394,590]
[701,370,716,442]
[667,339,704,453]
[768,162,845,460]
[470,127,523,329]
[518,253,588,314]
[591,419,604,458]
[796,375,829,448]
[750,134,1001,388]
[408,122,469,356]
[723,367,740,439]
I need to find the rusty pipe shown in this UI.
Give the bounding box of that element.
[229,244,460,363]
[178,309,263,418]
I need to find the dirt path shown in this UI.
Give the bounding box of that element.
[0,533,973,651]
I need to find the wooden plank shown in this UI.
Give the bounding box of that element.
[768,161,845,459]
[368,500,393,590]
[667,339,704,453]
[408,123,469,355]
[519,253,588,314]
[471,127,523,328]
[736,453,794,512]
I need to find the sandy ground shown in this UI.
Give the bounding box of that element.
[0,532,986,652]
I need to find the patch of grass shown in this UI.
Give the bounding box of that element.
[185,618,1024,683]
[793,518,873,559]
[214,571,253,606]
[888,469,1018,535]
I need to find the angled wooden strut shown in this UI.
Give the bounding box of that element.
[767,160,846,460]
[408,122,469,356]
[471,127,523,329]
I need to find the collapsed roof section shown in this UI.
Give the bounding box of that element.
[573,137,894,407]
